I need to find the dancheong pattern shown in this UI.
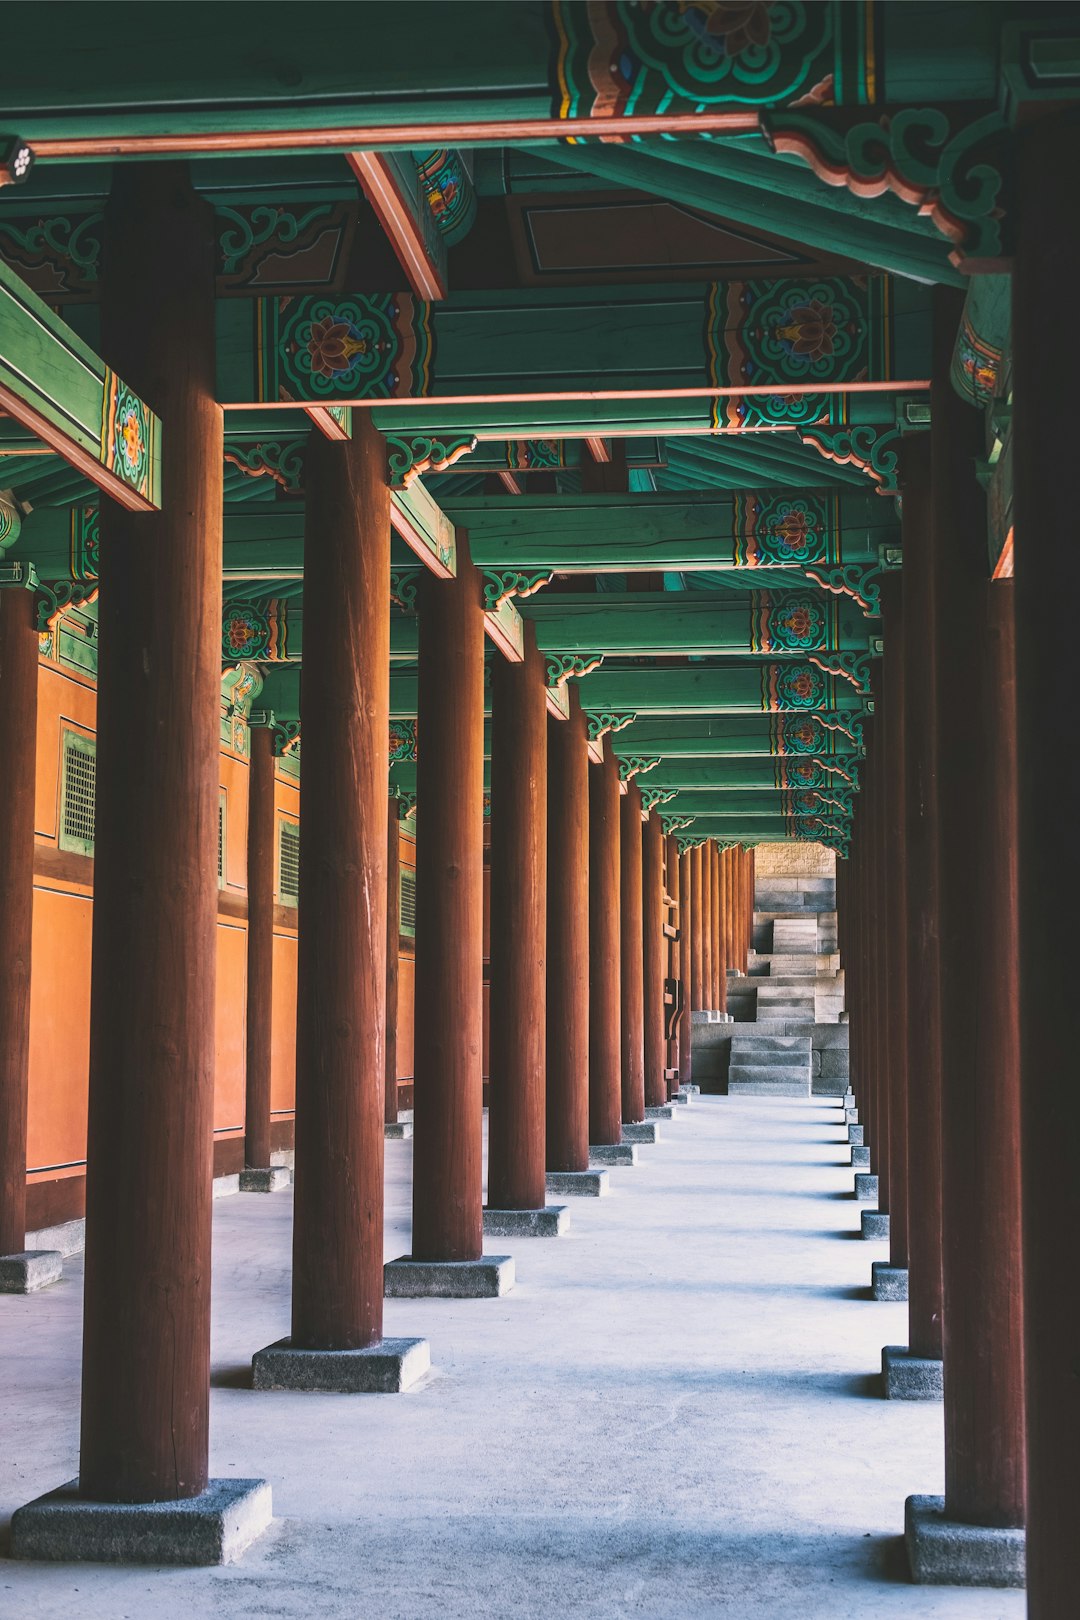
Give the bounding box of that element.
[760,661,829,712]
[222,600,289,663]
[707,275,891,430]
[101,369,157,502]
[256,293,434,403]
[550,2,879,126]
[732,492,837,567]
[69,504,99,581]
[749,590,834,653]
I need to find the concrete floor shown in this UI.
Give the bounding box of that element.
[0,1097,1024,1619]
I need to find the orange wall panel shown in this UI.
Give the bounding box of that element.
[214,921,248,1136]
[26,885,92,1177]
[270,931,298,1115]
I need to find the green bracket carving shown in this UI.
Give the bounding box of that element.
[798,424,901,497]
[224,437,305,492]
[388,719,418,764]
[762,105,1009,267]
[481,570,553,612]
[545,652,604,688]
[818,710,865,749]
[0,490,23,554]
[661,814,696,834]
[390,568,422,613]
[676,834,709,853]
[640,785,678,813]
[809,651,872,693]
[387,432,478,488]
[804,563,883,617]
[392,787,417,817]
[271,720,301,757]
[585,710,637,742]
[618,756,660,782]
[35,578,97,631]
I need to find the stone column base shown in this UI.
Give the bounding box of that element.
[871,1262,908,1301]
[847,1124,864,1145]
[238,1167,291,1193]
[645,1104,676,1120]
[482,1206,568,1237]
[882,1345,943,1401]
[384,1121,413,1140]
[905,1495,1025,1587]
[384,1255,514,1298]
[854,1173,879,1201]
[862,1209,889,1239]
[589,1143,638,1167]
[545,1169,610,1198]
[0,1250,63,1294]
[252,1335,429,1393]
[621,1121,659,1144]
[11,1477,272,1566]
[850,1145,871,1169]
[845,1108,859,1124]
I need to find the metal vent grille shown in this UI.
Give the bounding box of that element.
[399,866,416,939]
[60,732,96,855]
[279,820,300,905]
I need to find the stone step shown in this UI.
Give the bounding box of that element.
[772,918,818,954]
[730,1035,812,1057]
[728,1065,811,1097]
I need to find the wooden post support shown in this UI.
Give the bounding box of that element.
[932,289,1025,1532]
[244,726,275,1172]
[547,688,590,1171]
[899,432,944,1365]
[678,844,693,1089]
[0,590,37,1260]
[488,624,548,1206]
[1013,116,1080,1613]
[642,810,667,1109]
[701,838,714,1011]
[668,834,685,1093]
[588,733,621,1146]
[385,797,401,1126]
[881,578,909,1275]
[689,844,704,1012]
[412,540,486,1261]
[79,164,223,1502]
[620,779,646,1124]
[713,840,727,1014]
[722,846,734,981]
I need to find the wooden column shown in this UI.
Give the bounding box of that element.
[385,798,401,1126]
[881,578,909,1271]
[722,846,734,978]
[670,835,688,1092]
[0,590,37,1259]
[701,839,714,1010]
[412,541,485,1261]
[290,417,390,1350]
[678,845,693,1089]
[488,626,547,1206]
[80,165,222,1501]
[932,288,1024,1530]
[620,779,645,1123]
[712,841,727,1013]
[547,688,589,1169]
[689,843,704,1011]
[1013,117,1079,1611]
[642,810,667,1109]
[243,726,275,1170]
[588,734,621,1146]
[900,432,944,1363]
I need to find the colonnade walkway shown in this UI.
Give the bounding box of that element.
[1,1100,1022,1619]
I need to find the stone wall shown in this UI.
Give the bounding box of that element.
[691,1018,850,1096]
[754,843,835,878]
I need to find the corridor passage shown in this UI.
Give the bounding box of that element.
[1,1102,1023,1619]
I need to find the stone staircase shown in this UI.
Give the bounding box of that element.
[728,1034,813,1097]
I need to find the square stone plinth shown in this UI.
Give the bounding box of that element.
[862,1209,890,1239]
[0,1250,63,1294]
[882,1345,943,1401]
[545,1169,610,1198]
[252,1335,429,1393]
[384,1121,413,1140]
[850,1145,871,1169]
[589,1143,639,1167]
[239,1166,291,1193]
[621,1121,659,1144]
[847,1124,864,1146]
[645,1104,676,1120]
[10,1477,272,1566]
[871,1262,909,1301]
[845,1108,859,1124]
[384,1255,514,1298]
[854,1173,879,1202]
[905,1495,1025,1587]
[482,1206,568,1237]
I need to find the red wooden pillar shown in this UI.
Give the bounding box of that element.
[876,577,909,1293]
[722,846,734,978]
[620,780,645,1123]
[870,670,891,1219]
[678,845,693,1089]
[670,835,688,1093]
[79,164,223,1501]
[689,844,704,1011]
[925,288,1024,1546]
[385,797,401,1126]
[488,626,548,1207]
[1013,116,1079,1613]
[546,688,590,1171]
[710,841,722,1007]
[244,726,275,1172]
[0,590,37,1265]
[642,810,667,1108]
[411,541,486,1262]
[899,432,945,1373]
[286,417,391,1356]
[588,734,621,1146]
[701,840,714,1010]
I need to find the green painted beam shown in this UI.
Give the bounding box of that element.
[522,591,871,657]
[0,259,161,510]
[575,660,858,719]
[662,790,849,821]
[640,759,859,792]
[610,715,864,760]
